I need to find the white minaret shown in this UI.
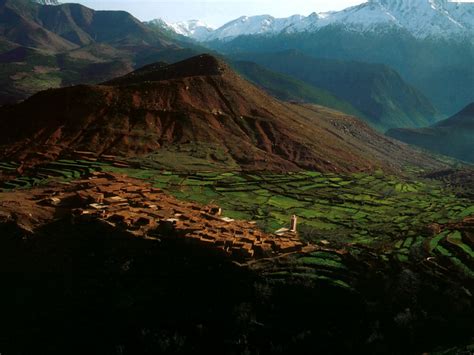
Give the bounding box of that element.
[290,215,298,233]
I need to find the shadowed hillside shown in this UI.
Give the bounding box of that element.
[230,60,366,119]
[231,50,440,131]
[387,103,474,163]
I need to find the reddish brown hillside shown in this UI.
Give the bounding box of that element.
[0,54,443,172]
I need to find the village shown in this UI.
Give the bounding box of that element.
[39,171,311,263]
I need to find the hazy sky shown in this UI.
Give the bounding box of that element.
[67,0,367,27]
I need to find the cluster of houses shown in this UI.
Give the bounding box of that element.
[49,171,308,262]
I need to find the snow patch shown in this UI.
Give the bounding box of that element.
[151,0,474,41]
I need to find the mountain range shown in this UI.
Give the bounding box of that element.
[0,0,196,105]
[0,54,443,172]
[0,0,471,137]
[157,0,474,116]
[0,0,442,133]
[387,103,474,163]
[159,0,474,42]
[147,19,214,42]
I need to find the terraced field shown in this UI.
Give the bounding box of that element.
[1,160,473,280]
[101,166,474,281]
[260,250,355,291]
[426,225,474,278]
[0,160,107,189]
[100,168,473,241]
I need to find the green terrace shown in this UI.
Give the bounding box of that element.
[0,160,473,280]
[1,160,472,246]
[101,167,473,244]
[99,166,473,280]
[0,160,109,190]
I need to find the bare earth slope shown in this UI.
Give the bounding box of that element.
[0,54,444,172]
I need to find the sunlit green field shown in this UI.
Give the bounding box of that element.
[102,166,472,242]
[1,159,472,280]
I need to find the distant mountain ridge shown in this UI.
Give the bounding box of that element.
[232,51,440,131]
[152,0,474,116]
[230,60,366,119]
[155,0,474,42]
[387,103,474,162]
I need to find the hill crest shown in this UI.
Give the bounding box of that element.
[0,55,445,173]
[105,54,229,86]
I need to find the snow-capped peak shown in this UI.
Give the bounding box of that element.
[329,0,474,37]
[204,14,307,41]
[147,19,214,41]
[32,0,60,5]
[169,20,214,38]
[162,0,474,42]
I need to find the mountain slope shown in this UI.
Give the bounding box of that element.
[0,0,77,52]
[230,60,366,119]
[0,0,202,104]
[0,54,443,172]
[0,0,173,50]
[103,57,366,117]
[168,1,474,115]
[232,51,439,131]
[387,103,474,163]
[213,29,474,116]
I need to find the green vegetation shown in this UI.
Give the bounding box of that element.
[387,103,474,163]
[93,166,473,250]
[212,28,474,116]
[128,143,241,172]
[0,160,104,190]
[231,50,439,131]
[447,231,474,258]
[100,164,472,279]
[298,256,346,269]
[1,160,472,280]
[232,60,366,118]
[429,232,448,252]
[4,160,469,251]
